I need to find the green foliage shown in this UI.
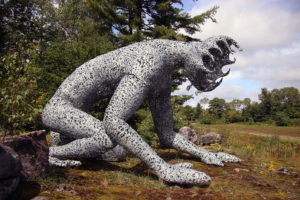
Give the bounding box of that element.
[136,109,159,147]
[274,112,291,126]
[199,111,216,124]
[87,0,218,44]
[208,97,227,118]
[0,54,45,135]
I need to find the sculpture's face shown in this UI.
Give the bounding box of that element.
[185,39,237,92]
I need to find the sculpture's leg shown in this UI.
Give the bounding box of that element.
[148,93,241,166]
[103,75,211,185]
[42,102,119,161]
[49,131,127,162]
[158,131,241,165]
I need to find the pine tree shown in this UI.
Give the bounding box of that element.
[87,0,218,45]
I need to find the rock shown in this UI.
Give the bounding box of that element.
[0,144,21,179]
[31,196,50,200]
[96,145,127,162]
[0,144,21,200]
[56,184,77,195]
[276,167,290,175]
[178,127,198,143]
[199,132,222,145]
[222,148,232,153]
[234,168,250,173]
[0,177,20,200]
[1,130,49,179]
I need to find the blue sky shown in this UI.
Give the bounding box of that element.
[172,0,300,107]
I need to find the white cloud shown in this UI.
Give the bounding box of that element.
[175,0,300,106]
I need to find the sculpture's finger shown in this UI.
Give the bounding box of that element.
[173,162,194,169]
[214,152,242,163]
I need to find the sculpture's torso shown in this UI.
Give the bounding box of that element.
[52,39,185,110]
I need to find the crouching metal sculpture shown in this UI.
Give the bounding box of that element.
[42,36,242,186]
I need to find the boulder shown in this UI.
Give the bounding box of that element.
[0,177,20,200]
[0,144,21,200]
[178,127,198,143]
[1,130,49,179]
[0,144,21,179]
[199,132,222,145]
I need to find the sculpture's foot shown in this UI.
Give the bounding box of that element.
[49,156,82,167]
[156,164,211,186]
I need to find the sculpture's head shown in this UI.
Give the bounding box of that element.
[184,36,241,92]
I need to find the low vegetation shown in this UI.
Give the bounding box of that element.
[17,124,300,200]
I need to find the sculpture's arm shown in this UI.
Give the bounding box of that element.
[103,74,213,185]
[103,74,169,171]
[148,89,241,166]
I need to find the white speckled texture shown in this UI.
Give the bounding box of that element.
[42,36,241,186]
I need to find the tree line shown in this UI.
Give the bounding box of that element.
[179,87,300,126]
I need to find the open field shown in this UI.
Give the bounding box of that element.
[16,124,300,200]
[194,123,300,142]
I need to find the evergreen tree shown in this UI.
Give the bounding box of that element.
[86,0,218,44]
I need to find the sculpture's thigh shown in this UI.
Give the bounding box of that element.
[43,99,100,139]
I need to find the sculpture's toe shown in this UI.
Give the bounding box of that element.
[173,162,194,169]
[215,152,242,163]
[49,156,82,167]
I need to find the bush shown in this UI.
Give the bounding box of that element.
[290,118,300,126]
[137,112,159,147]
[0,54,45,135]
[199,111,216,124]
[274,112,291,126]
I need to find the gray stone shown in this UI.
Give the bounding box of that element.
[0,144,21,179]
[199,132,222,145]
[178,127,198,143]
[2,130,49,179]
[31,196,50,200]
[0,177,20,200]
[42,36,242,186]
[0,144,21,200]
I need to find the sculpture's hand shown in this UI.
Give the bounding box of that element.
[200,151,241,166]
[214,151,242,163]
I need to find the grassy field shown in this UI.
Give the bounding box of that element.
[16,124,300,200]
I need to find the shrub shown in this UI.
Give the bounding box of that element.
[274,112,291,126]
[0,54,45,135]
